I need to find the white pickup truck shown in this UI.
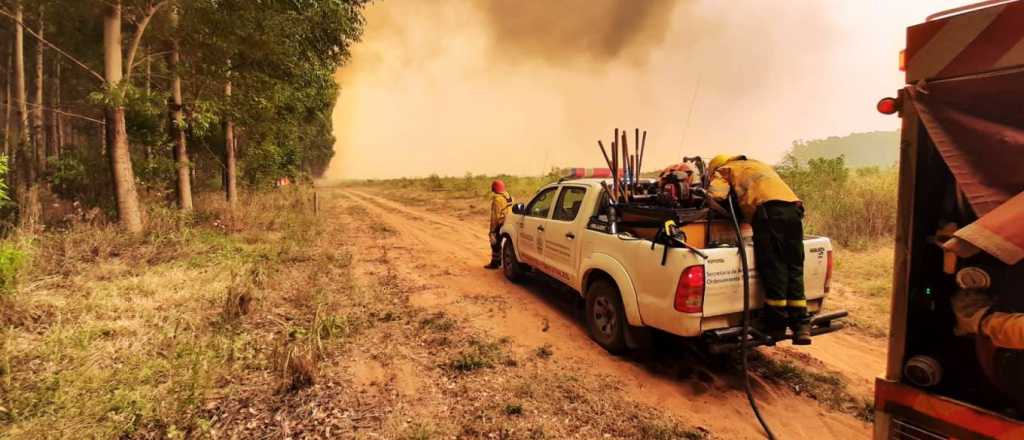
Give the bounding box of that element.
[499,178,846,354]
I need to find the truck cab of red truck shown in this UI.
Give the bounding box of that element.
[874,1,1024,438]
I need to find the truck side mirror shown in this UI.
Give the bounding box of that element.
[512,203,526,215]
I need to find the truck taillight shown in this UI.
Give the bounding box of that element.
[674,265,705,313]
[824,250,834,294]
[877,97,899,115]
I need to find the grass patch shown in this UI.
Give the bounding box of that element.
[826,240,894,337]
[0,187,350,438]
[447,337,510,373]
[535,343,553,359]
[504,402,523,416]
[637,420,708,440]
[369,221,396,236]
[419,311,456,332]
[401,422,437,440]
[747,350,874,421]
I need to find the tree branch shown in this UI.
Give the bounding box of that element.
[130,50,172,71]
[124,0,169,82]
[0,7,106,83]
[2,100,105,125]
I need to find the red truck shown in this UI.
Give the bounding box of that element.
[873,1,1024,438]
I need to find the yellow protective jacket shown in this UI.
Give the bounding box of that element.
[490,192,512,231]
[708,159,800,220]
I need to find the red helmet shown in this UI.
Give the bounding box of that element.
[491,180,506,193]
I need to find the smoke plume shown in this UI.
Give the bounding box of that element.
[474,0,678,64]
[326,1,950,180]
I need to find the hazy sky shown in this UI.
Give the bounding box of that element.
[326,0,966,179]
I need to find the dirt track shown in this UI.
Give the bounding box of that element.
[329,186,884,439]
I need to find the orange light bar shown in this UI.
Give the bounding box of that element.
[899,49,906,72]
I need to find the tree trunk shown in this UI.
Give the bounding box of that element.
[48,57,60,159]
[32,7,45,172]
[14,2,39,230]
[104,1,143,233]
[224,80,237,207]
[144,46,151,163]
[169,8,192,211]
[3,43,11,158]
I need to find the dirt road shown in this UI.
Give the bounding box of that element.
[328,186,884,439]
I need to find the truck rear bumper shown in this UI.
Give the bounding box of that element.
[702,310,848,354]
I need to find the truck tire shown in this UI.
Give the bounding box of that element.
[586,278,628,354]
[501,238,527,283]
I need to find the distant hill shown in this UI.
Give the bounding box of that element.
[788,131,900,168]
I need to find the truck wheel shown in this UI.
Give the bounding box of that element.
[501,238,527,283]
[586,279,628,354]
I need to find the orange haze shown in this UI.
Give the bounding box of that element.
[327,0,964,180]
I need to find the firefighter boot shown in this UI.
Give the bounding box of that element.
[484,260,500,269]
[764,306,789,342]
[792,322,812,345]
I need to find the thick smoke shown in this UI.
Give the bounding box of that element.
[475,0,678,64]
[326,1,946,180]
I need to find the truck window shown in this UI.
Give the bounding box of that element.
[526,187,558,218]
[553,186,587,221]
[587,190,612,233]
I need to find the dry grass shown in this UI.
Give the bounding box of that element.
[826,240,895,337]
[781,161,898,248]
[0,184,707,439]
[747,351,874,421]
[0,186,343,439]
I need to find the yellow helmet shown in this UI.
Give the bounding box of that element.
[707,154,739,175]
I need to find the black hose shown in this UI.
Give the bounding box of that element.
[727,195,777,440]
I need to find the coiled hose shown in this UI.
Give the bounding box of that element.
[727,195,777,440]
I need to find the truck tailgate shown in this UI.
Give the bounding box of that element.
[700,236,831,318]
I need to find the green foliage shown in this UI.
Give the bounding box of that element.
[778,155,898,248]
[177,0,368,186]
[241,140,296,188]
[0,241,28,295]
[23,0,369,214]
[789,131,900,169]
[87,82,142,108]
[0,156,13,209]
[124,90,171,154]
[50,146,115,212]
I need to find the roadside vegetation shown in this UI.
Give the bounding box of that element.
[1,188,332,437]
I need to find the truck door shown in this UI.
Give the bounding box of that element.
[517,186,559,266]
[543,186,587,284]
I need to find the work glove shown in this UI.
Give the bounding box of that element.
[951,289,992,336]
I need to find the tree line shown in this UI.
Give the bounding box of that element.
[0,0,366,233]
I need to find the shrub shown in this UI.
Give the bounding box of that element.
[0,240,28,295]
[778,155,898,248]
[50,145,115,211]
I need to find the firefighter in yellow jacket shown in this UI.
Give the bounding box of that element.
[705,155,812,345]
[486,180,513,269]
